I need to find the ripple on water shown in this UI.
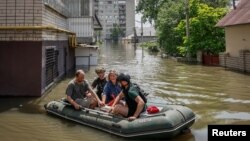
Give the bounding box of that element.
[223,98,250,104]
[214,111,250,120]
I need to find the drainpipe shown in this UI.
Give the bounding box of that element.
[233,0,236,10]
[141,17,144,58]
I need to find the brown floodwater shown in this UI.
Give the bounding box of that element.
[0,41,250,141]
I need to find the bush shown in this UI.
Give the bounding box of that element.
[141,41,160,52]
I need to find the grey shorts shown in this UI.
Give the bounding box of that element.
[75,98,92,108]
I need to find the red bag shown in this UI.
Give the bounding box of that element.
[107,94,116,106]
[107,99,114,106]
[147,106,160,114]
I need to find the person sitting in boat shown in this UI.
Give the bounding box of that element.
[110,73,146,121]
[66,69,104,110]
[102,69,122,106]
[91,67,107,100]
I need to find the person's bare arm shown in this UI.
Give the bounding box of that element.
[102,95,106,104]
[111,92,124,107]
[67,95,80,110]
[88,87,105,106]
[128,96,145,121]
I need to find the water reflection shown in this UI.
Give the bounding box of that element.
[0,41,250,141]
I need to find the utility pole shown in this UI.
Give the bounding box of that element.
[185,0,190,59]
[141,17,144,58]
[133,27,137,48]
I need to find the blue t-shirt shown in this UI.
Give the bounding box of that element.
[103,81,121,104]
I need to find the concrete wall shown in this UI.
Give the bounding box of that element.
[225,24,250,57]
[0,0,43,26]
[135,36,157,43]
[0,41,42,96]
[0,0,69,41]
[42,6,68,29]
[42,2,68,41]
[0,0,43,41]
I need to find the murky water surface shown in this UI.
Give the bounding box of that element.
[1,41,250,141]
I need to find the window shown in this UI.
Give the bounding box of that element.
[81,0,89,16]
[45,47,59,86]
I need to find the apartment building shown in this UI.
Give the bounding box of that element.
[95,0,135,39]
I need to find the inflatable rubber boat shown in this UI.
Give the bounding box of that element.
[44,97,195,139]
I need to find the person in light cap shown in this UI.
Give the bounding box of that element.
[91,67,107,100]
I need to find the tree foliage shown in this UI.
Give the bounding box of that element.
[175,3,228,56]
[136,0,230,23]
[200,0,231,7]
[156,0,185,55]
[137,0,229,56]
[110,24,124,41]
[136,0,166,23]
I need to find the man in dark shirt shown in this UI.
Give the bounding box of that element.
[66,70,104,109]
[91,67,107,100]
[110,73,146,121]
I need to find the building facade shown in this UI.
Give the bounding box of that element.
[0,0,97,96]
[63,0,101,44]
[216,0,250,73]
[95,0,135,40]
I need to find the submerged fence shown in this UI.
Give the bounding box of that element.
[219,50,250,73]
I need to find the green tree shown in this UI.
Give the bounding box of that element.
[110,24,124,41]
[175,3,228,56]
[156,0,186,55]
[137,0,229,57]
[136,0,230,23]
[136,0,167,23]
[201,0,231,7]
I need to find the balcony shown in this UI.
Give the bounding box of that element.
[43,0,70,17]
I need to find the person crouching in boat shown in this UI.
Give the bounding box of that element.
[110,73,146,121]
[91,67,107,100]
[66,70,104,110]
[102,69,121,106]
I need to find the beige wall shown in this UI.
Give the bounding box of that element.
[225,24,250,57]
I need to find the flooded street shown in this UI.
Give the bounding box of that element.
[1,41,250,141]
